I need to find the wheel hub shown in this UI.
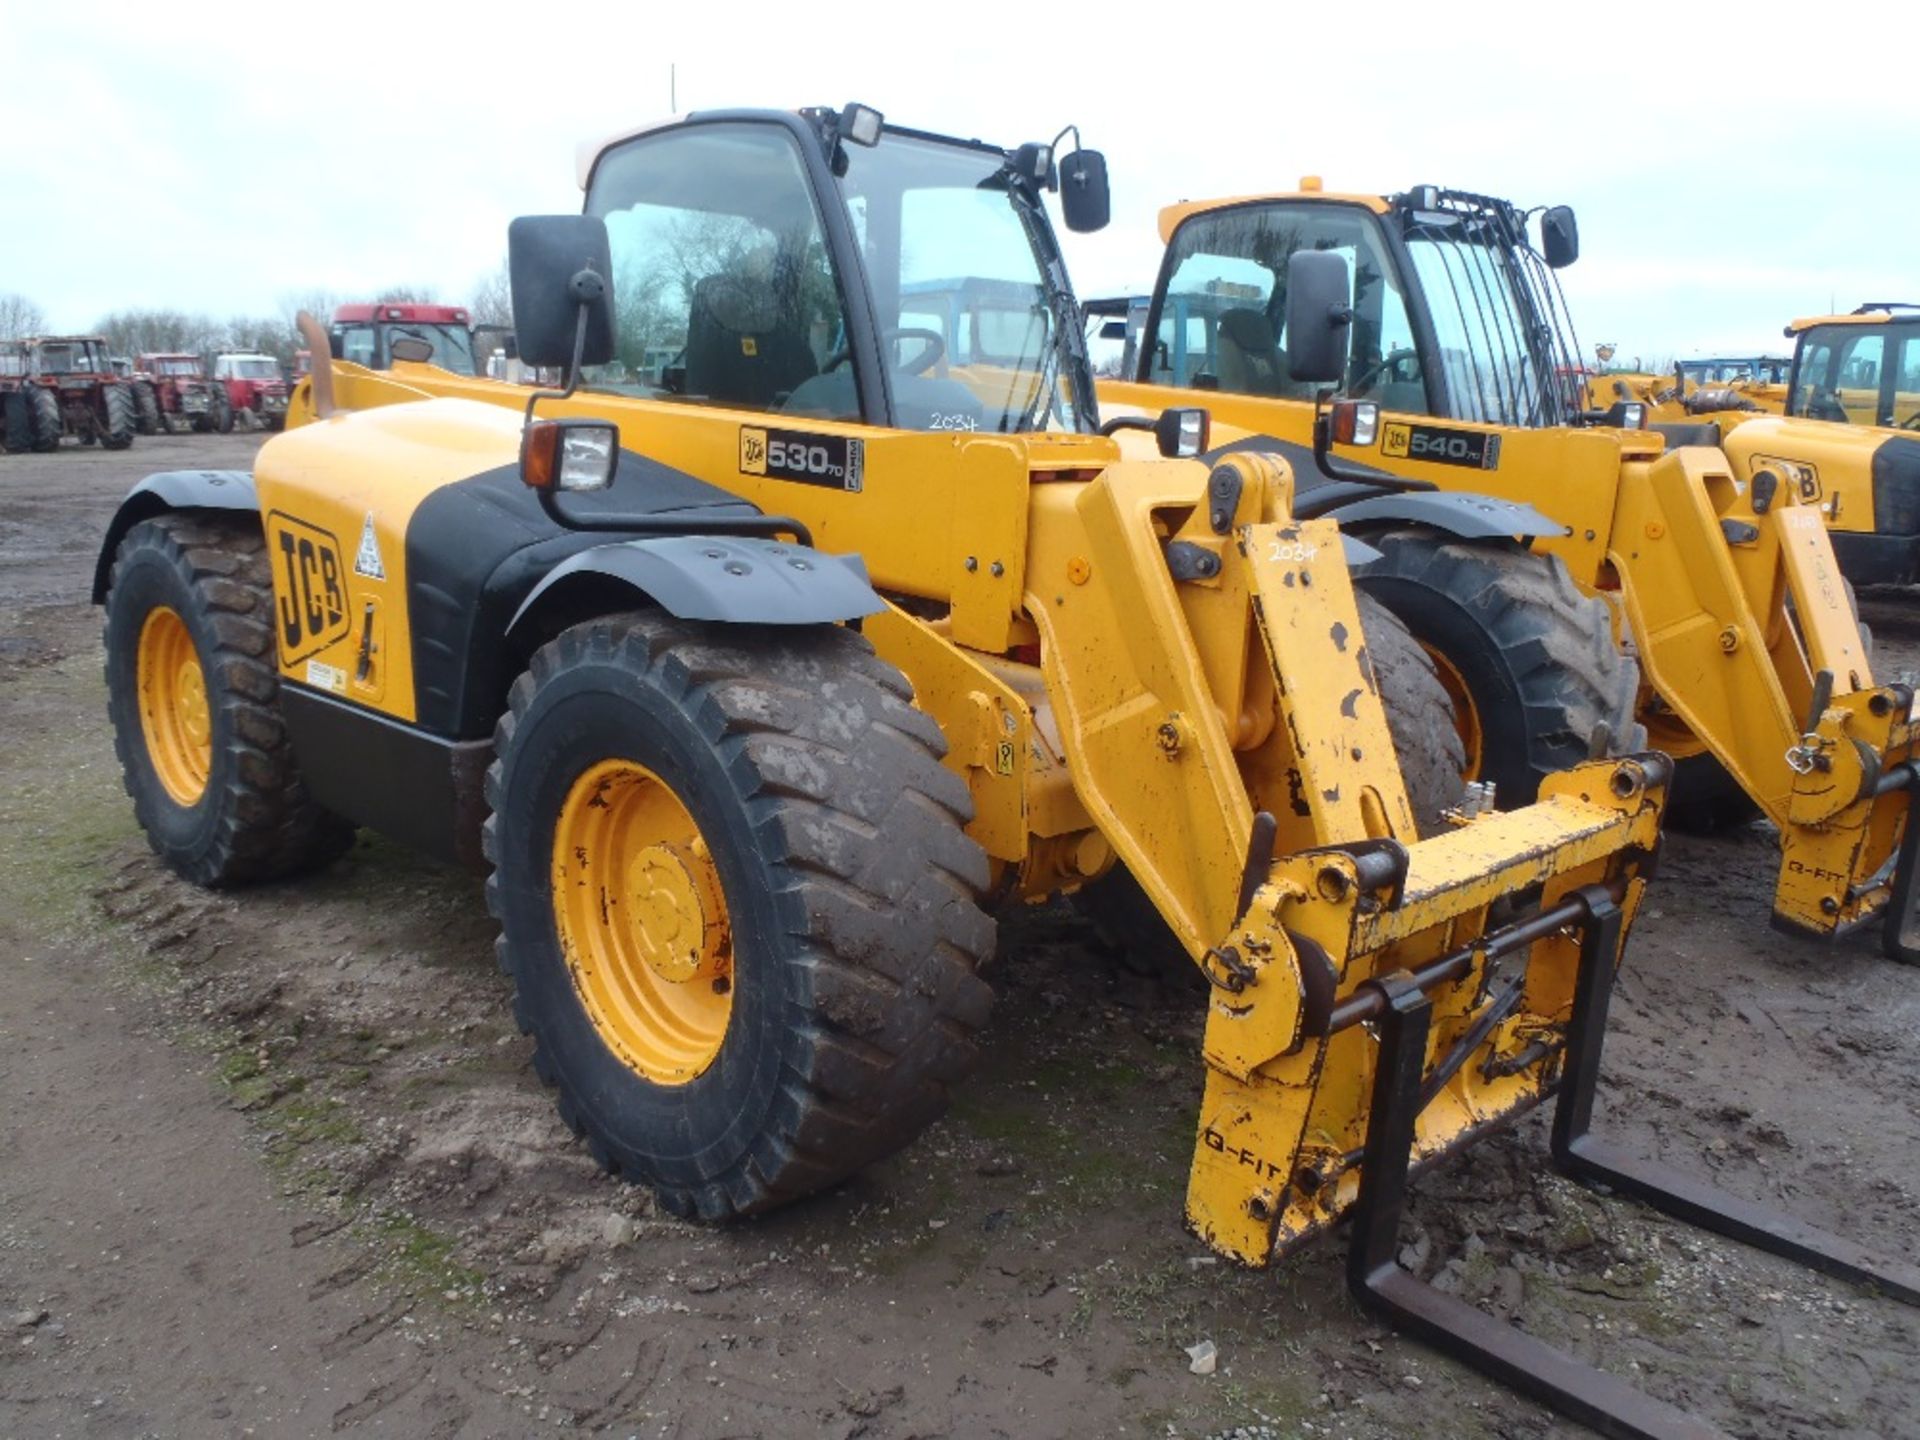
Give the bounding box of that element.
[625,840,727,985]
[550,759,735,1085]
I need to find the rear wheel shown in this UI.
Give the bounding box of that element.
[103,514,353,885]
[486,612,994,1219]
[101,383,136,450]
[28,386,60,451]
[2,392,31,453]
[132,381,160,436]
[213,390,234,433]
[1354,529,1644,807]
[1075,593,1465,973]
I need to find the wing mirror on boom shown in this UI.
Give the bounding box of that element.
[1541,206,1579,268]
[1059,149,1110,234]
[1283,250,1436,512]
[507,214,620,497]
[1284,250,1353,385]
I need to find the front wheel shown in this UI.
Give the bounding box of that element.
[213,391,234,433]
[101,382,136,450]
[1354,529,1644,806]
[2,391,31,453]
[28,386,60,451]
[103,514,353,885]
[486,613,995,1220]
[132,381,160,436]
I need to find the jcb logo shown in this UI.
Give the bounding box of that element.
[1381,422,1413,458]
[740,428,769,475]
[267,513,350,663]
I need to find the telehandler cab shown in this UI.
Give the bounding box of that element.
[1100,183,1920,967]
[95,107,1914,1437]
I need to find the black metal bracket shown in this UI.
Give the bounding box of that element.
[1344,885,1920,1439]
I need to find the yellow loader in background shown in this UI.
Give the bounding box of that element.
[96,112,1915,1437]
[1099,182,1920,965]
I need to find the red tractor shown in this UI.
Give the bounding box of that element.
[211,353,289,430]
[328,302,478,374]
[0,336,136,453]
[132,353,230,435]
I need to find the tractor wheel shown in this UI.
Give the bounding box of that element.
[101,383,136,450]
[28,386,60,451]
[1074,593,1465,975]
[132,381,160,436]
[214,391,234,433]
[486,612,995,1220]
[1354,530,1644,807]
[2,392,31,453]
[103,514,354,886]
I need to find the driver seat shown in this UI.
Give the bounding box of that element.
[684,274,818,409]
[1215,308,1288,396]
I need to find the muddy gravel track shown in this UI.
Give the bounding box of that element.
[1,437,1916,1440]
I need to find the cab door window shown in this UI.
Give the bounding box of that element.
[1792,326,1886,425]
[586,122,858,418]
[1152,203,1426,413]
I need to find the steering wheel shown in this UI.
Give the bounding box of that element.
[1899,412,1920,432]
[1809,389,1849,423]
[823,327,947,377]
[1350,346,1420,394]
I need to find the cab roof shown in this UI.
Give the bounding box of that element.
[333,303,471,325]
[1786,303,1920,335]
[1157,187,1389,243]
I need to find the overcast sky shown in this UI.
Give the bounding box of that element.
[4,3,1908,364]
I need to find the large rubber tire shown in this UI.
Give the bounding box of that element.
[103,514,354,886]
[1354,530,1644,807]
[486,612,995,1220]
[214,390,234,434]
[1074,593,1465,973]
[132,381,160,436]
[101,383,136,450]
[2,392,31,453]
[28,385,60,451]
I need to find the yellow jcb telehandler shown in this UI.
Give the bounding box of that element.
[1626,303,1920,586]
[94,111,1914,1437]
[1099,182,1920,966]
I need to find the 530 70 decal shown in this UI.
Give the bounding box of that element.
[739,425,865,492]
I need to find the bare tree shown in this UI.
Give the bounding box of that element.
[470,260,512,329]
[0,293,46,340]
[374,285,439,305]
[94,309,225,359]
[279,287,342,337]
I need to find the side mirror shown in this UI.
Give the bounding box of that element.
[508,215,616,369]
[1059,150,1110,234]
[389,336,434,364]
[1541,205,1579,268]
[1284,250,1353,385]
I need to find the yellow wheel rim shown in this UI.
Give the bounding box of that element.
[550,759,734,1085]
[1419,641,1484,783]
[136,606,212,806]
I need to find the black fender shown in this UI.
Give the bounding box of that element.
[1329,491,1567,542]
[92,470,257,602]
[505,534,884,641]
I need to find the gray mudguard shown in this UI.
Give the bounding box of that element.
[92,470,258,602]
[1329,490,1567,541]
[508,534,884,636]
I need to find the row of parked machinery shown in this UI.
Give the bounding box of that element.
[0,337,291,453]
[0,301,495,455]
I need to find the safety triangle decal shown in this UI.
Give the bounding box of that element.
[353,512,386,581]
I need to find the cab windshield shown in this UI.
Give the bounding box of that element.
[38,343,100,375]
[232,358,280,380]
[383,324,477,376]
[835,131,1093,434]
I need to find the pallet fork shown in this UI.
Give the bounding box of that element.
[1348,885,1920,1439]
